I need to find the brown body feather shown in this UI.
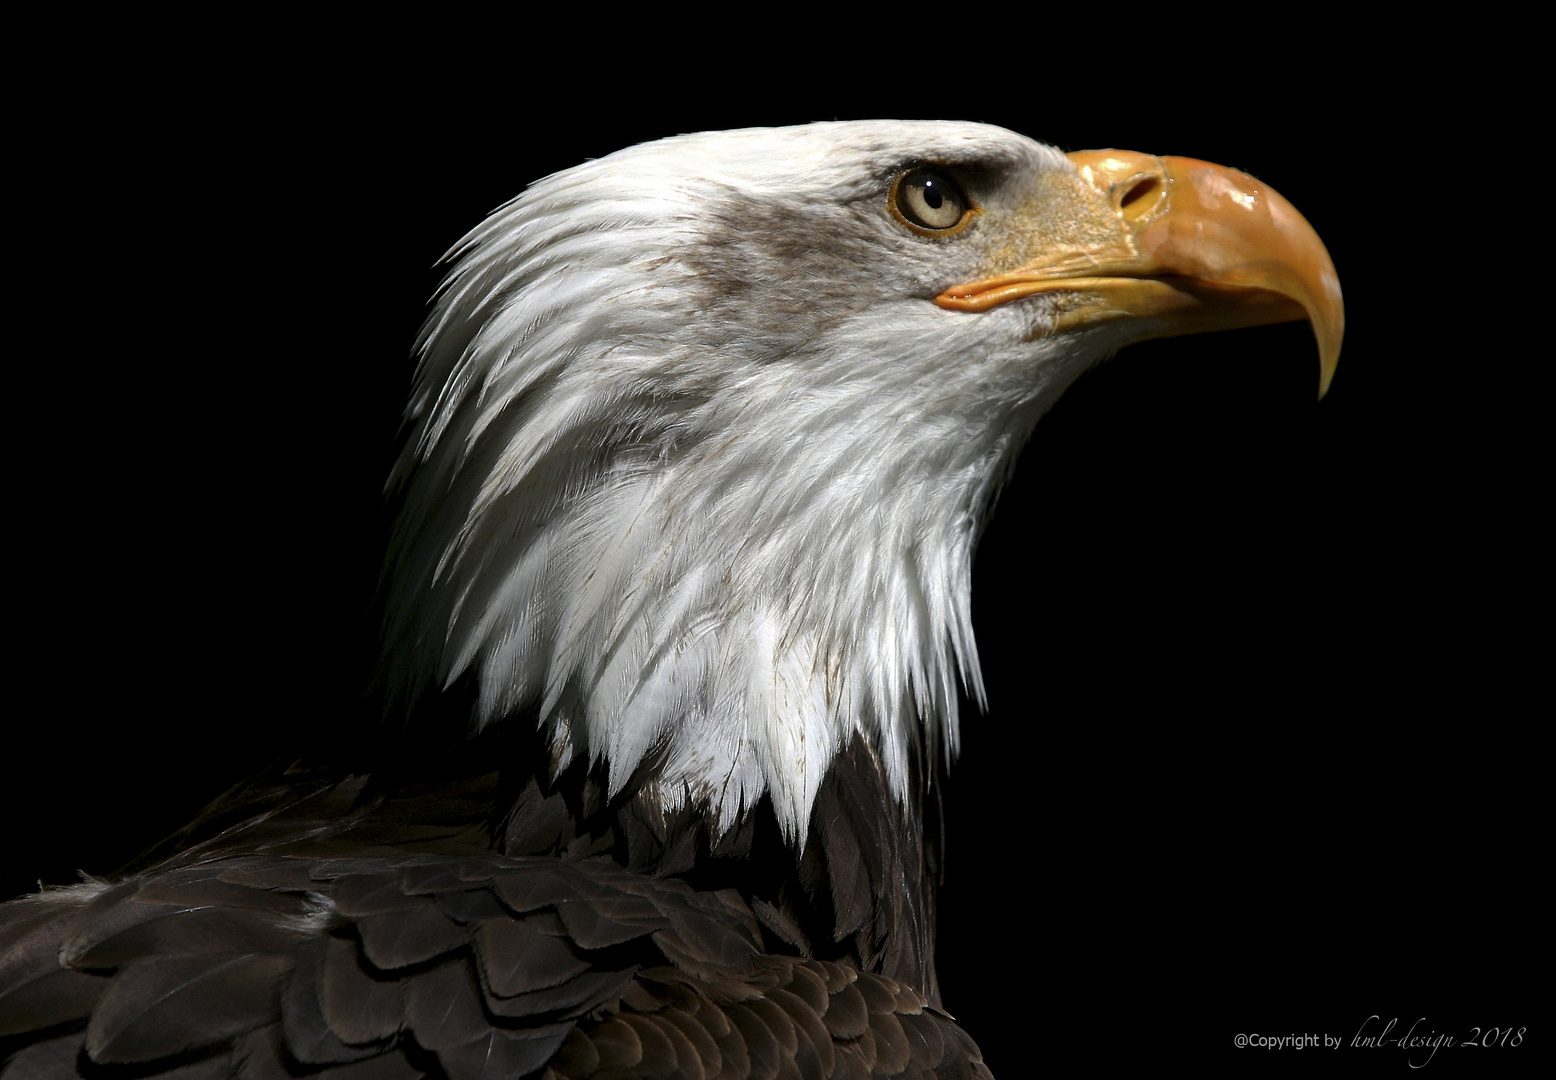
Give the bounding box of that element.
[1,722,985,1079]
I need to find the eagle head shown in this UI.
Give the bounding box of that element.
[380,121,1340,841]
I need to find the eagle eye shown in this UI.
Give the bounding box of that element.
[893,168,972,233]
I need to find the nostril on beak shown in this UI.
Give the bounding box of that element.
[1117,174,1163,222]
[1119,176,1156,208]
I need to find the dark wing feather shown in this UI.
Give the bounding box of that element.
[474,912,592,996]
[2,850,987,1079]
[322,932,405,1045]
[85,951,292,1063]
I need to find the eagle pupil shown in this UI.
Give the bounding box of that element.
[923,184,943,209]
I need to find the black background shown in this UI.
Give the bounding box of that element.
[8,26,1539,1076]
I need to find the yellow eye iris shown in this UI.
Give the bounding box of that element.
[893,168,972,232]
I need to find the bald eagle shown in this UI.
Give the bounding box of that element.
[1,122,1339,1078]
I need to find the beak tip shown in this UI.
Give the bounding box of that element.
[1317,347,1339,400]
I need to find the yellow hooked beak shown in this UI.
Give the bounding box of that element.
[937,150,1343,398]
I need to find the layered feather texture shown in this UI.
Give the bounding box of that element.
[381,122,1103,841]
[1,851,986,1079]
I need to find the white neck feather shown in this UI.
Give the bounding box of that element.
[381,124,1100,843]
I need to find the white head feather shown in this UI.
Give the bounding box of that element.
[382,121,1120,842]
